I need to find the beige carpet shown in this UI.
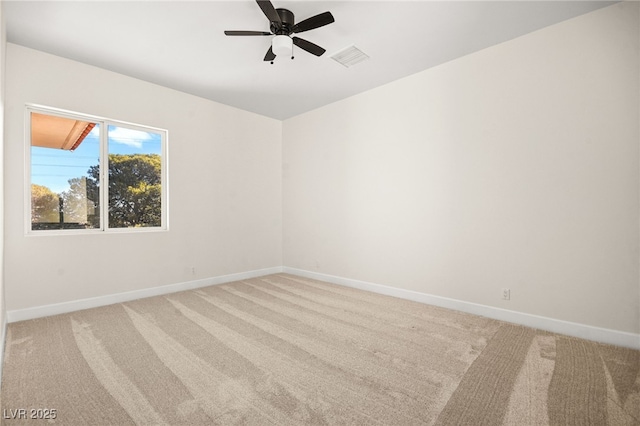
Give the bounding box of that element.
[1,273,638,425]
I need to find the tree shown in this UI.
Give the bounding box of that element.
[31,184,59,224]
[84,153,162,228]
[61,176,99,228]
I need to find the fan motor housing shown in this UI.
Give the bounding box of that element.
[272,8,295,34]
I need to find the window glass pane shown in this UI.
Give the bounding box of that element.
[107,125,163,228]
[30,112,100,230]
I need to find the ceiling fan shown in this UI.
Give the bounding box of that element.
[224,0,335,64]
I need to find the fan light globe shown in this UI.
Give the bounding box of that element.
[272,35,293,57]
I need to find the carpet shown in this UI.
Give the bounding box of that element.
[1,273,638,425]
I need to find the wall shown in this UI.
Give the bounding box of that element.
[283,2,639,335]
[0,1,6,385]
[4,44,282,312]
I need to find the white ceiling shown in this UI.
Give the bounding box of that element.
[4,1,615,120]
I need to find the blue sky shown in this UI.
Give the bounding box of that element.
[31,125,162,194]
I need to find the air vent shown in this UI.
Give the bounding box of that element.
[331,45,369,68]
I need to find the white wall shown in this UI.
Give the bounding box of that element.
[0,1,7,384]
[283,2,639,334]
[4,44,282,311]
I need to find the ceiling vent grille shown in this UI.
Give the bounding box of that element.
[331,45,369,68]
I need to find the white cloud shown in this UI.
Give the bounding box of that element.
[88,126,99,138]
[108,127,153,149]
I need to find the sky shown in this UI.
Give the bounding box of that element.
[31,125,163,194]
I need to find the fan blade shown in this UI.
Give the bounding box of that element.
[292,11,334,33]
[264,46,276,61]
[224,30,272,36]
[256,0,281,25]
[292,37,326,56]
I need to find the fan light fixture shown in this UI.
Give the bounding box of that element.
[272,35,293,57]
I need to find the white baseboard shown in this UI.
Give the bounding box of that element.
[283,267,640,350]
[6,265,638,350]
[7,266,283,323]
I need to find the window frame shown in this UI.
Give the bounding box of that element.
[25,104,169,235]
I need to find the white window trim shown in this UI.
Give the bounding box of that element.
[25,104,169,236]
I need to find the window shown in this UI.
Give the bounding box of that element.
[27,106,168,233]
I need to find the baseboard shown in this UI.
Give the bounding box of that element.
[6,265,638,350]
[283,267,640,350]
[7,266,284,323]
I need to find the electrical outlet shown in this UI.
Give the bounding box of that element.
[502,288,510,300]
[191,266,196,276]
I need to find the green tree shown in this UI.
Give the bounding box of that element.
[85,154,162,228]
[61,176,100,228]
[31,184,60,224]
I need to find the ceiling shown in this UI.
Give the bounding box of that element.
[4,1,615,120]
